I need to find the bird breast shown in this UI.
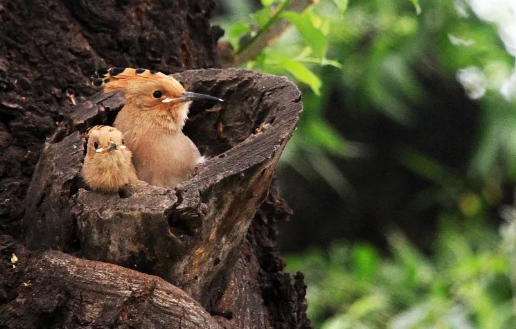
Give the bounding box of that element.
[83,151,134,192]
[126,132,202,188]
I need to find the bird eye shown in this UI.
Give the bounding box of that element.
[93,142,99,149]
[122,139,125,145]
[153,90,163,98]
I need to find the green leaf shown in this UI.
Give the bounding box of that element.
[253,7,272,28]
[261,0,282,5]
[388,232,433,285]
[228,23,252,50]
[306,152,350,198]
[304,119,347,156]
[280,11,328,59]
[399,148,450,183]
[352,244,380,282]
[347,293,389,319]
[332,0,348,15]
[407,0,421,14]
[297,56,343,68]
[322,59,342,68]
[280,58,322,94]
[298,47,312,59]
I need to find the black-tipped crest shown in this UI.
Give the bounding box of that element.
[92,79,103,87]
[110,67,125,76]
[92,67,128,87]
[95,67,109,78]
[90,67,187,93]
[93,68,110,87]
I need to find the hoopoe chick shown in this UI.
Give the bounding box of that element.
[93,67,223,188]
[83,125,139,193]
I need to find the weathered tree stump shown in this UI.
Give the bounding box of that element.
[0,1,311,328]
[0,235,224,329]
[19,68,305,325]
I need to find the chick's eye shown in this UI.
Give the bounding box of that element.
[93,142,99,149]
[153,90,163,98]
[122,139,125,145]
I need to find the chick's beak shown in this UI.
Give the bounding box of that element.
[107,141,117,152]
[162,91,223,103]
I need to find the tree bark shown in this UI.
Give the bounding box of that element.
[0,1,311,328]
[0,235,224,329]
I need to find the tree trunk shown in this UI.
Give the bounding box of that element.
[0,1,311,329]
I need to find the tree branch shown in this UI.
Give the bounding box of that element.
[223,0,314,67]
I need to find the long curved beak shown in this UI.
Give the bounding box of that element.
[162,91,223,103]
[106,141,117,152]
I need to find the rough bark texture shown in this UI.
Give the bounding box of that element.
[0,0,222,230]
[0,235,224,329]
[0,1,311,328]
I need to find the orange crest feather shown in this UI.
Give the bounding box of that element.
[91,67,184,95]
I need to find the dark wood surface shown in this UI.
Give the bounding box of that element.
[0,1,311,328]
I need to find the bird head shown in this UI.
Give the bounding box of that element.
[93,67,223,131]
[85,125,129,160]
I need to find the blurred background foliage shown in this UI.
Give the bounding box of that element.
[215,0,516,327]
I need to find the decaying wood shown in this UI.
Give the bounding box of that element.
[0,0,221,229]
[0,235,223,329]
[19,68,307,327]
[216,187,311,329]
[1,1,312,327]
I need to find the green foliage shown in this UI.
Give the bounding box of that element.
[216,2,516,327]
[227,23,251,50]
[215,0,353,194]
[217,0,516,200]
[332,0,348,15]
[286,216,516,328]
[222,0,336,89]
[280,57,322,95]
[407,0,421,15]
[280,11,328,60]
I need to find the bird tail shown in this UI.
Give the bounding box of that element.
[91,67,166,87]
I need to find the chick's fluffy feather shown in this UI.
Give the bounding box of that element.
[83,125,138,192]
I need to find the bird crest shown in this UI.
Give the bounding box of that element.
[91,67,185,95]
[85,125,108,138]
